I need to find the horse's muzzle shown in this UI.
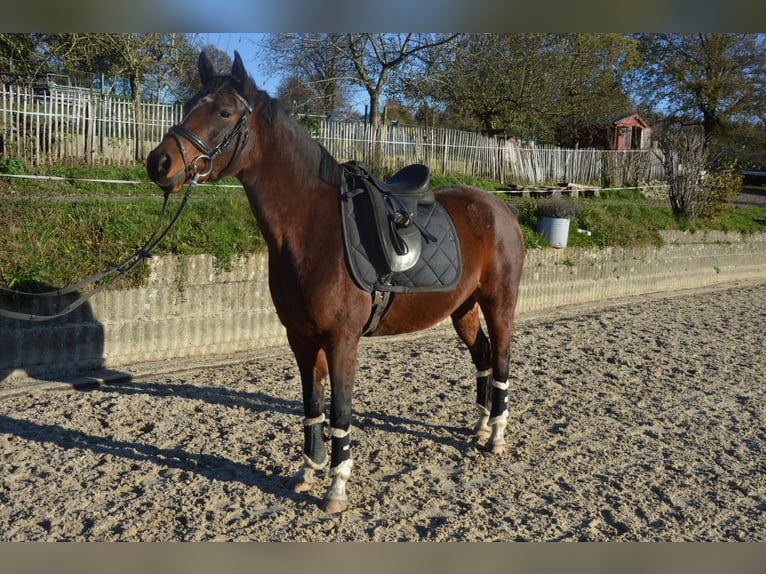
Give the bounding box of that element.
[146,147,185,193]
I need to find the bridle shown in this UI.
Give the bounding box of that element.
[167,89,253,184]
[0,90,254,321]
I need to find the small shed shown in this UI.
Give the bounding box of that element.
[568,113,652,151]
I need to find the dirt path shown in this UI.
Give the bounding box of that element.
[1,281,765,541]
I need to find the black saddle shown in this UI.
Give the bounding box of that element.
[344,161,434,272]
[340,161,462,294]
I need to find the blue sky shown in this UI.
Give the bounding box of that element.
[198,33,281,95]
[197,32,371,114]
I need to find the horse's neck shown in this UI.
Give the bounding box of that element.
[240,120,339,253]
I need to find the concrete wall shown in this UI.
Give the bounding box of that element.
[2,231,765,383]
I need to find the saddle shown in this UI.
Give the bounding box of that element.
[340,161,462,295]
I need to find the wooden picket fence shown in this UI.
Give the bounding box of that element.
[0,85,183,165]
[1,84,665,186]
[318,121,665,186]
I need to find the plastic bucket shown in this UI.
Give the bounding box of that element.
[537,216,570,248]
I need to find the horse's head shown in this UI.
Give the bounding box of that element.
[147,51,256,193]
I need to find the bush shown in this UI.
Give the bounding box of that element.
[535,197,581,219]
[698,159,743,220]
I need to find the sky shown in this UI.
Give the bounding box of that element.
[198,33,280,95]
[198,32,371,114]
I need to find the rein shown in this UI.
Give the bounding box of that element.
[0,176,200,322]
[0,89,253,322]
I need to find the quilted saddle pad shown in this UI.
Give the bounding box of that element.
[340,189,463,294]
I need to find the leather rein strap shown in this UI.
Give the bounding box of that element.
[0,179,198,321]
[0,89,254,322]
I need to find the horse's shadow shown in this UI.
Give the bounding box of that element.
[85,377,301,418]
[0,412,303,502]
[1,374,310,502]
[94,375,473,451]
[85,375,476,484]
[2,333,477,506]
[0,282,129,385]
[92,377,470,444]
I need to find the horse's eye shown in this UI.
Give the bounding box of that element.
[220,110,232,118]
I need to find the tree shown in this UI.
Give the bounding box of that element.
[635,33,766,144]
[50,33,199,160]
[262,33,458,127]
[402,34,544,134]
[339,34,458,127]
[1,34,40,79]
[656,122,708,219]
[541,34,639,145]
[261,33,351,116]
[402,33,638,141]
[382,99,415,126]
[277,76,319,115]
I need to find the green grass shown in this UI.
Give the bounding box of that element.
[1,162,765,290]
[505,192,766,250]
[1,168,261,291]
[430,173,511,192]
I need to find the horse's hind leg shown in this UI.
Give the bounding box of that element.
[481,297,517,455]
[451,299,493,439]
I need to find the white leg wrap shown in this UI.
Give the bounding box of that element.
[303,413,325,426]
[488,379,509,424]
[301,452,327,471]
[473,404,491,436]
[324,458,354,504]
[330,426,349,438]
[476,368,493,377]
[489,410,509,448]
[488,379,509,450]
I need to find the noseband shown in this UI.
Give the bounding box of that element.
[168,90,253,182]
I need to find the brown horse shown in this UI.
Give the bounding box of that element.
[147,51,524,514]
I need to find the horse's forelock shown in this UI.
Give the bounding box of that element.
[184,72,266,117]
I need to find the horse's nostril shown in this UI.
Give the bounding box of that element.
[147,149,172,179]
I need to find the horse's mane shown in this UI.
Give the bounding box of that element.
[258,87,345,190]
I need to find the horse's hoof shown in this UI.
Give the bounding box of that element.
[490,442,506,454]
[321,497,348,514]
[294,480,314,493]
[473,426,491,439]
[293,466,317,493]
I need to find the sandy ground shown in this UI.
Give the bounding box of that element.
[1,281,765,541]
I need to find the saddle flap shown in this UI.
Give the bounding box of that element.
[370,191,422,272]
[340,182,462,294]
[342,162,433,273]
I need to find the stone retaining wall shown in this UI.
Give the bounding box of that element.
[2,231,765,382]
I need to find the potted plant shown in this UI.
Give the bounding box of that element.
[535,197,581,248]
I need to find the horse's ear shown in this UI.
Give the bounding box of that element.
[198,51,217,85]
[232,51,246,86]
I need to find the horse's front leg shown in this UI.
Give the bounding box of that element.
[289,333,330,494]
[320,336,359,514]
